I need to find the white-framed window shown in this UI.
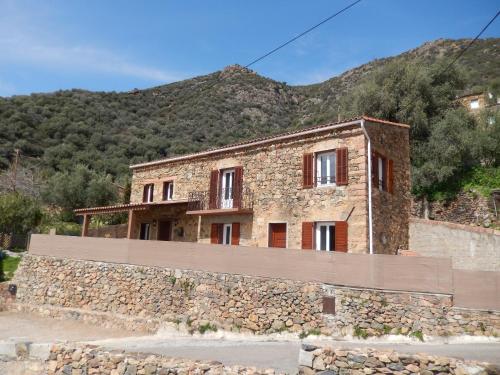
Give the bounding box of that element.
[143,184,154,203]
[163,181,174,201]
[470,99,479,109]
[139,223,150,240]
[378,156,386,191]
[316,151,336,186]
[222,223,232,245]
[315,222,335,251]
[221,169,235,208]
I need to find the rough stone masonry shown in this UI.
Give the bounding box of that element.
[11,255,500,338]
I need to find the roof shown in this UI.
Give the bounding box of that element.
[74,199,188,215]
[130,116,410,170]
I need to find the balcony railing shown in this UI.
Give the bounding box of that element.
[187,186,254,212]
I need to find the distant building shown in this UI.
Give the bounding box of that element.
[456,91,499,112]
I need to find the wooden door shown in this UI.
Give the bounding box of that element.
[269,223,287,248]
[157,221,172,241]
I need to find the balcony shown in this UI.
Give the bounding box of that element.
[186,186,254,215]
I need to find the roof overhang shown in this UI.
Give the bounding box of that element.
[74,200,188,215]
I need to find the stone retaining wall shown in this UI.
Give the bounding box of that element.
[12,255,500,338]
[298,344,498,375]
[48,344,279,375]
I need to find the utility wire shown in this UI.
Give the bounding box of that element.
[438,9,499,76]
[245,0,363,68]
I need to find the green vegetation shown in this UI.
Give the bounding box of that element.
[198,322,218,334]
[0,193,42,235]
[299,328,322,339]
[409,330,425,342]
[0,255,21,281]
[353,326,369,339]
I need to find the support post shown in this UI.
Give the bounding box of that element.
[81,214,90,237]
[127,209,135,239]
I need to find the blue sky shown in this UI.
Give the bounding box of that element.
[1,0,499,97]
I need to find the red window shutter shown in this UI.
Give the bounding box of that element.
[336,148,348,185]
[303,153,314,188]
[371,151,379,189]
[335,221,348,252]
[387,159,394,194]
[231,222,240,245]
[301,222,314,250]
[208,170,220,209]
[210,223,219,244]
[233,166,243,208]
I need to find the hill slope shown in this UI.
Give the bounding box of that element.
[0,38,499,180]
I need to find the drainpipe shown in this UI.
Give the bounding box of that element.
[360,119,374,255]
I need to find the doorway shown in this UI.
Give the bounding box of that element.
[157,220,172,241]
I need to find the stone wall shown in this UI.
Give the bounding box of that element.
[298,344,498,375]
[411,191,497,228]
[87,224,128,239]
[131,125,372,252]
[367,121,411,254]
[409,218,500,271]
[12,255,500,338]
[47,344,279,375]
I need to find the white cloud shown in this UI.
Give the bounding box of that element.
[0,1,187,83]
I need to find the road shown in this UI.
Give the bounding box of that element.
[1,311,499,373]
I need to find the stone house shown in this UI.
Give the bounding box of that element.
[75,116,410,254]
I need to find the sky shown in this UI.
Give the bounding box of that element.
[0,0,499,97]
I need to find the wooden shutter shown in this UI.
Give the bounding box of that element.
[371,151,379,189]
[233,166,243,208]
[303,153,314,188]
[334,221,348,252]
[301,222,314,250]
[231,222,240,245]
[142,185,148,203]
[208,170,220,209]
[387,159,394,194]
[210,223,219,244]
[336,148,348,185]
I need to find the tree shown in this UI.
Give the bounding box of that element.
[41,165,118,220]
[0,193,42,235]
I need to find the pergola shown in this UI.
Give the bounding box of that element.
[74,200,188,239]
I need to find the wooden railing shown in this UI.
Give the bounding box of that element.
[187,186,254,212]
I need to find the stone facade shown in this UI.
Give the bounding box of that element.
[12,255,500,338]
[129,118,411,254]
[47,344,279,375]
[298,344,498,375]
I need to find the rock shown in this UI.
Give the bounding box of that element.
[298,350,314,367]
[387,362,405,371]
[302,344,318,352]
[124,364,137,375]
[347,354,367,363]
[405,364,420,372]
[313,356,326,370]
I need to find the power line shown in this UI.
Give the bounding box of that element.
[438,9,500,76]
[245,0,363,68]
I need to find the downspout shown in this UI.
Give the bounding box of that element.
[360,119,374,255]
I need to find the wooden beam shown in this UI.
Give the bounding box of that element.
[127,209,136,239]
[81,214,90,237]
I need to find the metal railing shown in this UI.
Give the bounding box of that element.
[187,186,254,211]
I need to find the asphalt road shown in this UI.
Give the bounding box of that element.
[1,311,499,374]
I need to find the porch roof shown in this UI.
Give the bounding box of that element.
[74,199,188,215]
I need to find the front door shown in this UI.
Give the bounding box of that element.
[221,169,235,208]
[269,223,287,248]
[157,221,172,241]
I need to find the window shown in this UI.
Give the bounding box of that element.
[377,156,387,191]
[222,224,232,245]
[315,222,335,251]
[163,181,174,201]
[470,99,479,109]
[316,151,336,186]
[143,184,154,203]
[139,223,150,240]
[372,151,393,193]
[268,223,287,248]
[220,169,235,208]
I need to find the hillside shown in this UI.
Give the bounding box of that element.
[0,38,499,182]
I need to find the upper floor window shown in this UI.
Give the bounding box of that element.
[163,181,174,201]
[220,169,235,208]
[470,99,479,109]
[316,151,336,186]
[142,183,154,203]
[372,151,393,193]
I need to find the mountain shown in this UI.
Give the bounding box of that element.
[0,38,499,180]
